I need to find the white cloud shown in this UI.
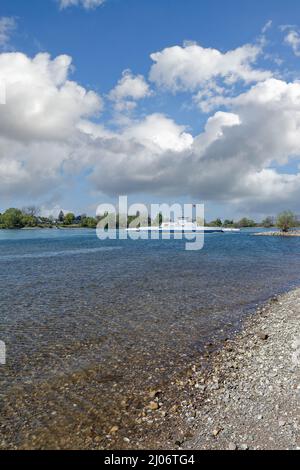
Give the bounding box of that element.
[2,45,300,213]
[0,51,102,198]
[149,40,273,116]
[59,0,105,10]
[193,82,231,112]
[124,113,193,153]
[192,78,300,209]
[149,42,271,92]
[82,77,300,213]
[83,114,194,195]
[284,29,300,56]
[0,17,16,48]
[109,70,151,112]
[0,52,102,142]
[262,20,273,34]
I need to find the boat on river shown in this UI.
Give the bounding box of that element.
[126,218,240,233]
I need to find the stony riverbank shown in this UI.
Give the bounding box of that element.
[1,288,300,450]
[102,287,300,450]
[182,288,300,450]
[254,231,300,237]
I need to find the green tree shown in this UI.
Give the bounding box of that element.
[276,211,296,233]
[80,216,97,228]
[58,211,64,223]
[261,216,274,228]
[237,218,256,228]
[223,219,234,227]
[153,212,163,226]
[64,213,75,225]
[22,206,40,218]
[21,214,37,227]
[210,218,222,227]
[1,208,25,229]
[152,212,163,227]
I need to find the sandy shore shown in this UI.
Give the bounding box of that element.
[181,288,300,450]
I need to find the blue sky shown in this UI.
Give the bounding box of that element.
[1,0,300,220]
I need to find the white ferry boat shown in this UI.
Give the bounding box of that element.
[126,218,240,233]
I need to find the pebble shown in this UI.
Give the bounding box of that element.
[240,444,249,451]
[149,390,162,399]
[148,401,159,411]
[181,289,300,451]
[278,420,286,427]
[109,426,119,434]
[228,443,237,450]
[258,333,269,341]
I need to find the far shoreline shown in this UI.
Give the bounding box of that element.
[0,226,96,231]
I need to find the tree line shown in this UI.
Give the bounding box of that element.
[0,207,298,232]
[0,207,98,229]
[0,207,151,230]
[209,211,298,232]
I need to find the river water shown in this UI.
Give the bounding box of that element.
[1,228,300,448]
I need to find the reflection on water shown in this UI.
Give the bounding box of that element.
[1,228,300,448]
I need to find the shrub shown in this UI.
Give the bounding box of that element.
[276,211,296,233]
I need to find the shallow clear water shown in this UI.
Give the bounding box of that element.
[1,228,300,447]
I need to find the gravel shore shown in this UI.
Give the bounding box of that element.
[254,231,300,237]
[183,288,300,450]
[1,288,300,450]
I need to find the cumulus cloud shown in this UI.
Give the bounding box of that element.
[84,114,194,195]
[84,110,241,198]
[109,70,151,112]
[192,79,300,210]
[125,114,193,153]
[82,78,300,213]
[1,43,300,213]
[149,41,273,115]
[0,51,102,197]
[0,52,102,142]
[0,17,16,48]
[149,42,271,92]
[59,0,105,10]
